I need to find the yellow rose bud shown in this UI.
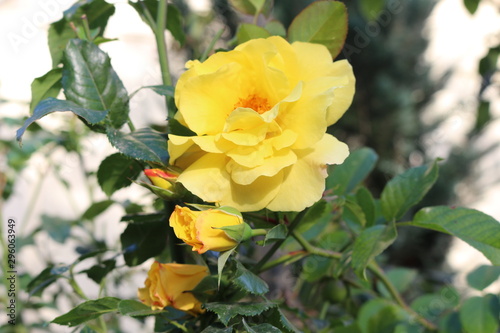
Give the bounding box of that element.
[144,168,178,190]
[137,261,208,314]
[169,205,244,254]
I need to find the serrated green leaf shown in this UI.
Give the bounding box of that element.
[233,261,269,295]
[30,68,62,113]
[118,299,164,317]
[52,297,120,327]
[410,206,500,265]
[466,265,500,291]
[201,326,233,333]
[205,302,276,326]
[63,39,129,129]
[288,1,348,58]
[267,307,301,333]
[236,23,271,44]
[107,128,168,164]
[121,219,168,266]
[16,98,108,143]
[97,153,143,196]
[351,221,397,275]
[463,0,480,14]
[359,0,386,21]
[459,295,500,333]
[381,161,439,221]
[242,319,281,333]
[327,148,378,195]
[82,200,114,221]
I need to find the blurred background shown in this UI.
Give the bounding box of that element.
[1,0,499,331]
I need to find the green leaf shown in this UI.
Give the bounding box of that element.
[82,200,114,221]
[376,268,417,297]
[357,299,410,333]
[359,0,386,21]
[351,221,397,276]
[97,153,143,196]
[267,307,301,333]
[30,68,62,113]
[134,180,179,200]
[236,23,271,44]
[107,128,169,164]
[82,259,116,284]
[145,85,175,97]
[463,0,480,14]
[42,215,73,243]
[201,326,233,333]
[218,248,235,287]
[439,312,463,333]
[204,302,276,326]
[16,98,108,143]
[342,198,367,234]
[265,224,288,244]
[288,0,348,58]
[327,148,378,195]
[48,19,77,67]
[459,295,500,333]
[301,255,334,282]
[264,20,286,37]
[381,161,439,221]
[242,319,281,333]
[52,297,120,327]
[229,0,273,16]
[466,265,500,291]
[410,286,460,321]
[410,206,500,265]
[121,213,166,224]
[121,219,168,266]
[356,187,376,227]
[168,118,197,136]
[118,299,163,317]
[233,261,269,295]
[63,39,130,129]
[27,265,64,297]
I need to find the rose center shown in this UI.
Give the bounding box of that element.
[234,94,271,114]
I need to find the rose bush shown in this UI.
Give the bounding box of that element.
[169,205,245,254]
[137,262,209,314]
[168,36,355,212]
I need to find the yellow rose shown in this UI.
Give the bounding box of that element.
[144,168,178,190]
[169,205,244,254]
[137,261,208,314]
[168,36,354,212]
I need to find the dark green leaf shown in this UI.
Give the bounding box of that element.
[121,213,167,224]
[359,0,386,21]
[242,319,281,333]
[218,248,235,287]
[376,268,417,297]
[467,265,500,291]
[118,299,164,317]
[229,0,273,16]
[63,39,129,129]
[134,180,179,200]
[459,295,500,333]
[82,259,116,284]
[356,187,376,227]
[190,275,219,302]
[201,326,233,333]
[97,153,143,196]
[30,68,62,113]
[82,200,114,221]
[351,221,397,276]
[107,128,169,164]
[301,255,333,282]
[475,101,491,132]
[236,23,271,44]
[381,161,439,221]
[296,199,332,237]
[463,0,480,14]
[410,286,460,321]
[233,261,269,295]
[266,307,302,333]
[168,118,197,136]
[42,215,73,243]
[166,4,185,45]
[48,19,77,67]
[439,312,463,333]
[121,219,168,266]
[327,148,378,195]
[342,198,366,234]
[288,0,348,58]
[204,302,276,326]
[16,98,108,143]
[357,299,410,333]
[52,297,120,327]
[410,206,500,265]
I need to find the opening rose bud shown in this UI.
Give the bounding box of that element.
[169,205,248,254]
[137,261,208,314]
[144,168,178,190]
